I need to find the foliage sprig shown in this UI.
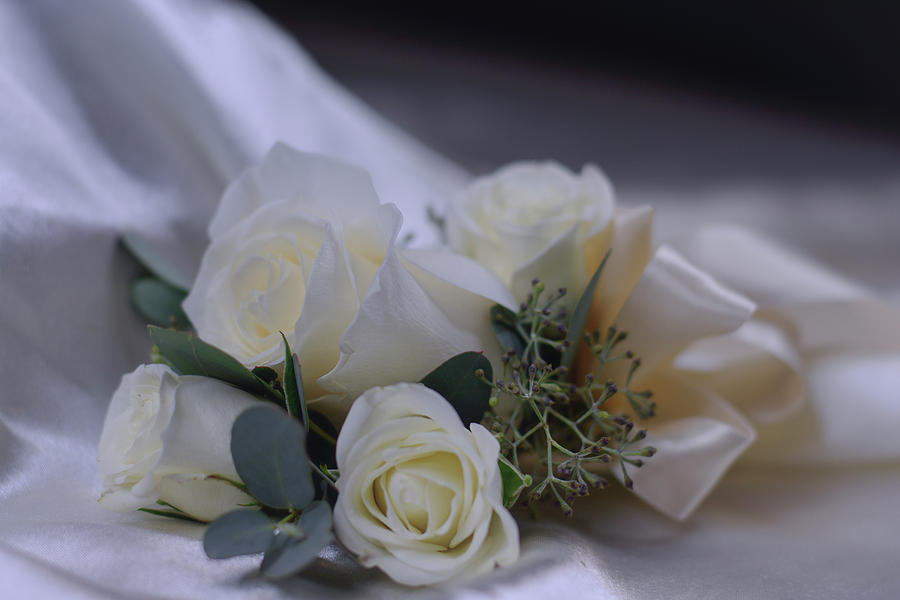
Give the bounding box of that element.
[482,273,657,516]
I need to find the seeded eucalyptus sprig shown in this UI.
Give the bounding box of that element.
[481,266,657,516]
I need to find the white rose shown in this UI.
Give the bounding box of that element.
[97,364,257,522]
[447,162,763,521]
[184,144,514,417]
[333,383,519,585]
[446,161,653,319]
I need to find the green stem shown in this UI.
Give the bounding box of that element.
[309,420,336,446]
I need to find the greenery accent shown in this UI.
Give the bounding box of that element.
[259,501,333,578]
[490,305,525,357]
[203,510,276,559]
[204,406,333,579]
[560,250,610,374]
[121,233,193,292]
[481,272,657,516]
[498,456,532,509]
[131,277,192,330]
[281,333,307,427]
[148,326,282,401]
[421,351,493,425]
[251,366,281,387]
[230,405,314,510]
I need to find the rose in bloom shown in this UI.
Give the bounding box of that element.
[448,162,759,521]
[333,383,519,585]
[184,144,514,418]
[446,161,652,320]
[97,364,257,522]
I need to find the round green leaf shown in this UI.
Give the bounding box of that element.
[131,277,191,329]
[231,405,314,510]
[203,510,275,559]
[420,352,493,425]
[122,233,194,291]
[261,501,333,579]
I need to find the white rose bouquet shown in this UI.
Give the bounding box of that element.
[99,144,756,585]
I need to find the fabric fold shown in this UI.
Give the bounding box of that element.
[673,226,900,467]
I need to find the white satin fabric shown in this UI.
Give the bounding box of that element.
[2,0,899,598]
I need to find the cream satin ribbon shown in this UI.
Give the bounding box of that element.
[622,226,900,520]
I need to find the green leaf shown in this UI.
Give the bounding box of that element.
[490,304,525,356]
[261,501,333,579]
[203,510,275,559]
[231,404,314,510]
[560,249,611,375]
[420,352,493,425]
[121,233,193,292]
[306,410,337,465]
[131,277,191,329]
[251,366,279,386]
[148,326,281,401]
[280,334,307,427]
[497,455,531,509]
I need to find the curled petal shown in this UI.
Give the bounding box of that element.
[401,247,515,368]
[509,223,583,309]
[290,224,359,401]
[209,143,381,239]
[319,248,480,400]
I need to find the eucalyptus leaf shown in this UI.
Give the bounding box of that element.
[131,277,191,329]
[203,510,275,559]
[261,501,333,579]
[231,404,314,510]
[560,249,611,374]
[420,352,493,425]
[148,326,281,401]
[121,233,193,291]
[497,455,530,508]
[280,334,307,426]
[490,304,525,356]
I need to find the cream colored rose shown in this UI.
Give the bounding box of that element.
[333,383,519,585]
[184,144,514,417]
[97,364,257,522]
[447,161,764,521]
[446,162,652,319]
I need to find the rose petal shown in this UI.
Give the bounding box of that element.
[401,247,516,369]
[156,474,254,522]
[319,249,481,399]
[509,222,583,308]
[155,375,258,478]
[290,223,359,402]
[209,143,381,239]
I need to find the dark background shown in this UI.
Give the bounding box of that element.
[248,1,900,136]
[243,0,900,291]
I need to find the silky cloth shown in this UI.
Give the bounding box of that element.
[1,0,899,598]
